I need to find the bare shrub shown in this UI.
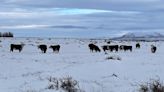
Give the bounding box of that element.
[106,55,121,61]
[150,80,164,92]
[139,84,149,92]
[47,76,83,92]
[139,79,164,92]
[60,77,79,92]
[47,77,59,90]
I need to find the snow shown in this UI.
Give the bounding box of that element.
[0,37,164,92]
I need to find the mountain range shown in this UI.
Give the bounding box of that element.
[112,32,164,41]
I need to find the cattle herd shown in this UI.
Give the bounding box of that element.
[10,44,61,53]
[88,42,157,53]
[89,43,133,53]
[9,41,157,53]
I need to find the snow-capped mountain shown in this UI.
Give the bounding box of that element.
[122,32,164,38]
[112,32,164,41]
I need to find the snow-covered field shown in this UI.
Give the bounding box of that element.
[0,37,164,92]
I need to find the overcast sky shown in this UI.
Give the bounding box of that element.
[0,0,164,38]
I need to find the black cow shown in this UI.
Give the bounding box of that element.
[102,45,119,52]
[120,45,125,50]
[120,45,132,52]
[88,44,101,52]
[106,41,111,44]
[10,44,24,52]
[49,45,60,53]
[104,40,111,44]
[136,43,140,48]
[151,45,157,53]
[38,44,47,53]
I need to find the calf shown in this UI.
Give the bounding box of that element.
[38,44,47,53]
[88,44,101,52]
[49,45,60,53]
[10,44,24,52]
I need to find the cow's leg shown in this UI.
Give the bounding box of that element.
[41,49,44,53]
[130,49,132,52]
[19,48,22,52]
[103,48,105,52]
[57,50,59,53]
[44,49,47,53]
[116,48,118,52]
[90,49,93,53]
[10,48,13,52]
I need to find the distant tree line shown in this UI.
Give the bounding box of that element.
[0,32,14,37]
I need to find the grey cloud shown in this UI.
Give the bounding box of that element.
[48,25,88,29]
[1,0,164,11]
